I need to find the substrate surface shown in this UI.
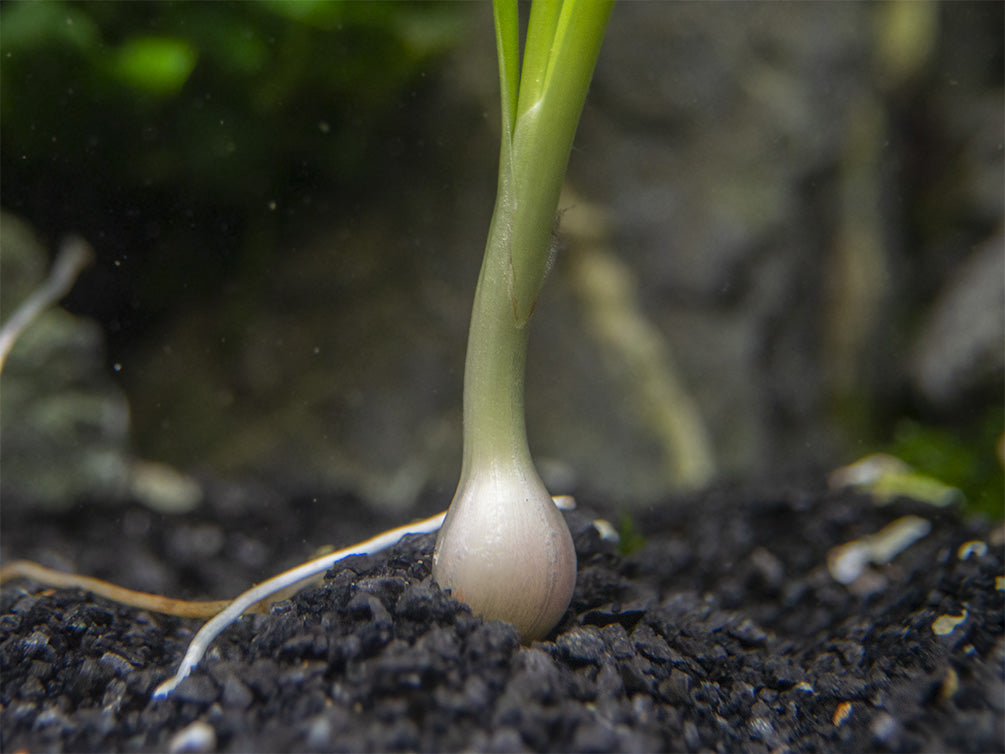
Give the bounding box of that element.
[2,479,1002,752]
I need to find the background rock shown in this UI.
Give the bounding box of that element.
[911,229,1004,410]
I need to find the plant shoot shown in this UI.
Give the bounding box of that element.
[432,0,613,641]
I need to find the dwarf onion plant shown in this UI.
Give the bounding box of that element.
[0,0,613,698]
[432,0,613,642]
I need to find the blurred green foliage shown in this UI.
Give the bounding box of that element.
[1,0,466,204]
[112,36,199,96]
[1,0,470,346]
[617,513,647,556]
[887,409,1004,521]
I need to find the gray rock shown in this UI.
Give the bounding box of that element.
[911,231,1004,407]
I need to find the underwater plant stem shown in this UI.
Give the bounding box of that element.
[459,198,535,477]
[463,0,613,475]
[433,0,612,643]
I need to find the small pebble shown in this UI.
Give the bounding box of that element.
[749,547,785,588]
[870,712,900,745]
[682,720,701,752]
[939,666,959,701]
[168,720,216,754]
[932,610,967,636]
[600,623,635,660]
[728,617,768,647]
[749,717,774,742]
[591,518,620,543]
[833,701,852,726]
[172,675,219,706]
[557,627,606,665]
[631,624,672,663]
[957,540,988,559]
[595,661,624,697]
[22,630,55,662]
[99,651,133,678]
[221,675,254,709]
[304,715,332,749]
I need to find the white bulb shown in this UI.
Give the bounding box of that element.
[432,458,576,642]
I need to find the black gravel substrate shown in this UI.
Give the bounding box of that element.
[1,479,1003,753]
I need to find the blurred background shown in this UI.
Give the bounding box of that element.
[2,1,1002,519]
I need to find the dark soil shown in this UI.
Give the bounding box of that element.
[2,478,1003,753]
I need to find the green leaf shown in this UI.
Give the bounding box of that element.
[516,0,562,121]
[493,0,520,142]
[506,0,614,323]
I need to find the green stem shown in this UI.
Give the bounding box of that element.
[461,0,612,478]
[460,184,533,474]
